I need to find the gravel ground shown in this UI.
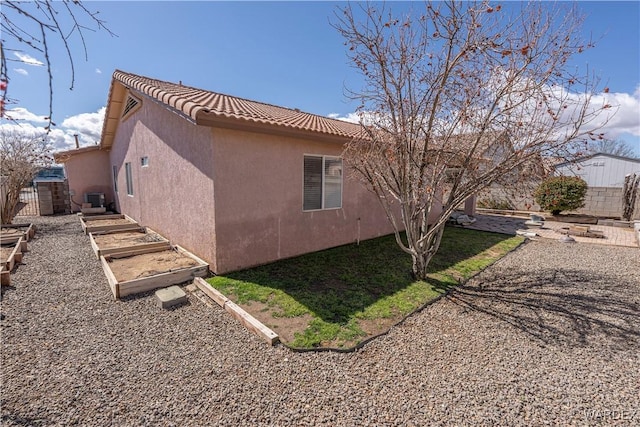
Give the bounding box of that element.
[2,214,639,426]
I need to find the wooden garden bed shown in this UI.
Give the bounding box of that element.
[100,245,209,299]
[1,223,36,244]
[1,237,27,286]
[80,214,141,234]
[88,228,170,259]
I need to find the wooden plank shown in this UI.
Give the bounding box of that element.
[118,267,204,297]
[1,223,34,242]
[0,265,9,286]
[570,225,590,233]
[81,214,125,222]
[88,230,170,259]
[2,237,23,272]
[193,277,229,307]
[0,235,22,245]
[99,241,171,260]
[224,301,280,346]
[100,255,120,299]
[104,244,174,259]
[84,223,142,235]
[89,233,101,258]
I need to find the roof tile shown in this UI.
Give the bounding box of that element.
[112,70,362,139]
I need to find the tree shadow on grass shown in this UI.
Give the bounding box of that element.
[221,227,516,325]
[447,268,640,351]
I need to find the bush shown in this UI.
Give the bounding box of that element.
[534,176,587,215]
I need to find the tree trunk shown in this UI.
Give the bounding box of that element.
[411,225,445,280]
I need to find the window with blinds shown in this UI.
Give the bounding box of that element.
[303,155,342,211]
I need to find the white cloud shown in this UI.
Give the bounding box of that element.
[4,107,49,124]
[13,52,44,66]
[60,107,106,145]
[95,68,102,74]
[14,68,29,76]
[593,88,640,138]
[1,106,105,153]
[328,112,364,124]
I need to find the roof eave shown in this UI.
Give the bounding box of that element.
[195,112,355,144]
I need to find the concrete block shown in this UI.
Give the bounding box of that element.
[155,285,187,309]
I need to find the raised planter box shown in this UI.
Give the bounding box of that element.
[1,236,27,273]
[80,214,141,234]
[100,245,209,299]
[88,228,171,259]
[1,223,36,244]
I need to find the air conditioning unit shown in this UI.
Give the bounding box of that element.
[84,192,105,208]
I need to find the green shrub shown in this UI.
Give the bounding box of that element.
[534,176,587,215]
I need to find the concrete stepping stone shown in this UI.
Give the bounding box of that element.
[155,285,187,309]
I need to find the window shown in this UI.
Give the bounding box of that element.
[140,156,149,167]
[125,162,133,196]
[303,155,342,211]
[113,165,118,193]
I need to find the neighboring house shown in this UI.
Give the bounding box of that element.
[554,152,640,219]
[56,70,454,273]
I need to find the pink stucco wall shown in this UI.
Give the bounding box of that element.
[107,95,444,274]
[109,99,217,270]
[63,148,113,212]
[210,127,397,273]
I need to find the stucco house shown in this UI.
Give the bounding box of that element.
[554,152,640,219]
[56,70,454,273]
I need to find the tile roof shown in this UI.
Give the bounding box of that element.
[112,70,363,140]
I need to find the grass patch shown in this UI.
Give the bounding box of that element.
[207,227,523,349]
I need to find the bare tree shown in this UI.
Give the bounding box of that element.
[622,173,639,221]
[1,128,52,223]
[588,138,637,158]
[0,1,113,128]
[334,1,612,279]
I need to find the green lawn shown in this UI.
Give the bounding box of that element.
[207,226,523,349]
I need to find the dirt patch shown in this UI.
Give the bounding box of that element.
[86,218,135,227]
[358,317,399,336]
[93,231,165,250]
[1,246,16,263]
[107,249,200,282]
[228,297,401,347]
[241,300,314,344]
[546,214,600,224]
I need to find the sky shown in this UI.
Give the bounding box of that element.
[2,1,639,155]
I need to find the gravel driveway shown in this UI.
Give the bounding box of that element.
[2,215,639,426]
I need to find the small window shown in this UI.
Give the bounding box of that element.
[125,162,133,196]
[113,165,118,193]
[140,156,149,167]
[303,155,342,211]
[121,94,141,121]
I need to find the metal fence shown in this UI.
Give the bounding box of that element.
[15,185,40,216]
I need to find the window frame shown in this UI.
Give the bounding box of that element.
[125,162,134,196]
[302,154,343,212]
[113,165,118,193]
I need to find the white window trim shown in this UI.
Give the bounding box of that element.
[302,154,343,212]
[125,162,134,197]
